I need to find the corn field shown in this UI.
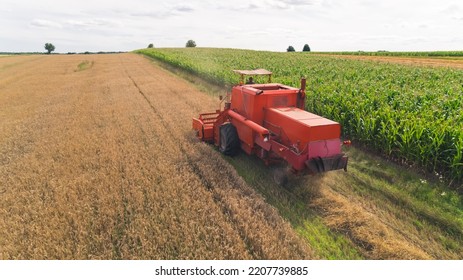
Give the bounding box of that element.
[137,48,463,186]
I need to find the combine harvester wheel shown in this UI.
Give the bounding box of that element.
[219,123,240,156]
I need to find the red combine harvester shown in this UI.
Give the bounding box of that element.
[193,69,348,180]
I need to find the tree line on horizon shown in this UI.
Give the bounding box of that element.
[39,39,313,54]
[287,44,311,52]
[147,40,311,52]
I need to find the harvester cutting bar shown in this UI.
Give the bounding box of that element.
[197,112,219,123]
[193,112,220,143]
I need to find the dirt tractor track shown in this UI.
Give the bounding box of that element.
[1,54,461,259]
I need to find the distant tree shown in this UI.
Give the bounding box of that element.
[44,43,55,54]
[148,43,154,48]
[186,40,196,48]
[286,46,295,52]
[302,44,311,52]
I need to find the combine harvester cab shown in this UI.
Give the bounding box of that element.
[192,69,349,178]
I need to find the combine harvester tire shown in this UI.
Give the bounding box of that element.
[219,123,240,156]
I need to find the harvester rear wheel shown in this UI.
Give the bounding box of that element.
[219,123,240,156]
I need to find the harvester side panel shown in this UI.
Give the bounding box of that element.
[268,140,308,171]
[228,110,270,155]
[231,85,298,127]
[264,107,341,151]
[308,139,342,158]
[231,119,254,154]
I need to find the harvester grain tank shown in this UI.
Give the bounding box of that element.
[192,69,349,178]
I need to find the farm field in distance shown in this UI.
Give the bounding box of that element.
[316,50,463,57]
[1,52,462,260]
[317,53,463,70]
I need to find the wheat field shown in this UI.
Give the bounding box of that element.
[0,54,313,259]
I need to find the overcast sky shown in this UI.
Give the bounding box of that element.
[1,0,462,53]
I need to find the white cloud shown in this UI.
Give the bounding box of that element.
[440,3,462,14]
[30,19,62,29]
[279,0,315,5]
[172,4,195,13]
[65,19,119,30]
[131,3,195,18]
[214,0,316,11]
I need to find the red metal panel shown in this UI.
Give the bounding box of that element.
[268,140,307,171]
[270,107,320,120]
[202,125,214,142]
[307,139,342,159]
[231,84,300,127]
[192,118,214,142]
[264,107,341,150]
[228,110,271,155]
[231,87,245,116]
[228,110,269,137]
[192,118,203,138]
[254,136,272,151]
[231,120,254,155]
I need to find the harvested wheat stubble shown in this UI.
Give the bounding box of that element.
[308,168,463,260]
[0,54,313,259]
[312,186,430,259]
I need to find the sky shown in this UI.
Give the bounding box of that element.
[1,0,462,53]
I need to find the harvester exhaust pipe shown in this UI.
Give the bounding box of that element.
[297,77,307,109]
